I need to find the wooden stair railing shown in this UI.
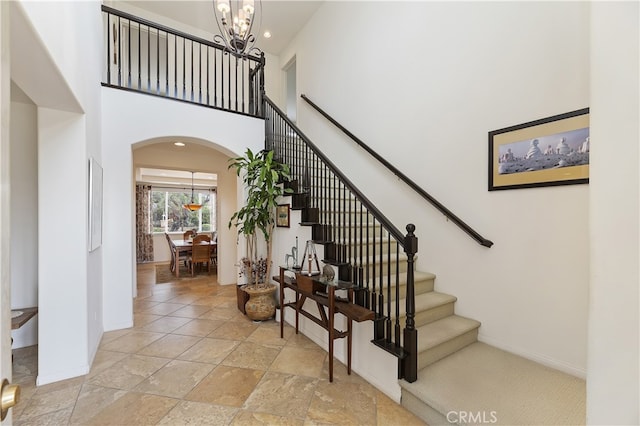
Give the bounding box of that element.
[264,95,419,382]
[301,94,493,248]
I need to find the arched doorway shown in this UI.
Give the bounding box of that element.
[132,138,239,289]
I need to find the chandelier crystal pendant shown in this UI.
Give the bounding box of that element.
[183,171,203,212]
[213,0,262,58]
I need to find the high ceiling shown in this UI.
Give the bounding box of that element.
[118,0,324,56]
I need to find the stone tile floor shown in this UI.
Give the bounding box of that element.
[11,262,425,425]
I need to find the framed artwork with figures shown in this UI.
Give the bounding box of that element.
[488,108,589,191]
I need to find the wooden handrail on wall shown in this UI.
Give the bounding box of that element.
[301,94,493,248]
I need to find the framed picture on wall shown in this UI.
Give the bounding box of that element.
[276,204,290,228]
[488,108,590,191]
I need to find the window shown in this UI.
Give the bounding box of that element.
[151,188,216,233]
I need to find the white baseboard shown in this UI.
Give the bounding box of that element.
[478,334,587,379]
[36,364,90,386]
[103,320,133,333]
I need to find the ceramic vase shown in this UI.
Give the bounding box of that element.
[243,284,276,321]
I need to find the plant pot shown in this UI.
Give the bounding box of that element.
[243,284,276,321]
[236,285,250,314]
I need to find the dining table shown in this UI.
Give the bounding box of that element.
[172,239,216,278]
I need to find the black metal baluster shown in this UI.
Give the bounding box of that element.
[117,16,122,86]
[234,56,238,112]
[366,209,371,309]
[198,44,202,104]
[137,22,142,90]
[358,202,363,275]
[323,164,327,233]
[312,153,318,213]
[227,52,231,110]
[127,19,131,88]
[241,59,246,113]
[146,25,150,92]
[372,224,378,313]
[332,174,337,260]
[206,47,209,105]
[395,242,401,347]
[182,38,186,99]
[386,228,391,343]
[348,188,352,273]
[190,40,194,101]
[342,183,347,261]
[106,13,111,84]
[156,28,160,94]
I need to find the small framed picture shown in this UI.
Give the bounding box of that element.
[488,108,589,191]
[276,204,290,227]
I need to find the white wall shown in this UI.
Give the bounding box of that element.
[276,1,591,393]
[102,88,263,331]
[10,94,38,349]
[14,0,104,385]
[587,2,639,423]
[37,108,89,384]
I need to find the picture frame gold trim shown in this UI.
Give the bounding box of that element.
[488,108,589,191]
[276,204,290,228]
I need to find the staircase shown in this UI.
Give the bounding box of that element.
[296,187,482,370]
[284,168,586,425]
[266,99,586,425]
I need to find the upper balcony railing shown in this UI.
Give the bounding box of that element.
[101,5,265,118]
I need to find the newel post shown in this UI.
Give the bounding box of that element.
[402,224,418,382]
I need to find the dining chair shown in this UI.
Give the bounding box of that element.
[183,230,195,240]
[164,233,175,271]
[166,232,188,272]
[189,234,211,276]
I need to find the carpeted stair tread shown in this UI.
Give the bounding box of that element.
[392,292,457,318]
[417,315,480,353]
[372,270,436,290]
[400,342,586,425]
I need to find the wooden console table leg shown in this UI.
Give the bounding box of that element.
[295,294,302,334]
[328,286,335,382]
[347,288,354,375]
[347,319,352,375]
[279,267,285,339]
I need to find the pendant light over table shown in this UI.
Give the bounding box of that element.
[183,171,203,212]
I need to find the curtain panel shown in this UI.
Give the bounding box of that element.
[136,184,154,262]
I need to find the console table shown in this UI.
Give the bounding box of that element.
[276,266,374,382]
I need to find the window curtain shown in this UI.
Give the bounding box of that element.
[136,184,154,262]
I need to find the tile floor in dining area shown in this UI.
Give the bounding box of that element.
[11,262,425,425]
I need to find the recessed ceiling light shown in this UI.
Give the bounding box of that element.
[174,142,185,147]
[263,31,271,39]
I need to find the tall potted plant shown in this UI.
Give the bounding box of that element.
[229,148,291,320]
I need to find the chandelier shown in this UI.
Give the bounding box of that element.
[212,0,262,58]
[183,172,203,212]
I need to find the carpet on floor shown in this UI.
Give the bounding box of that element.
[154,262,202,283]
